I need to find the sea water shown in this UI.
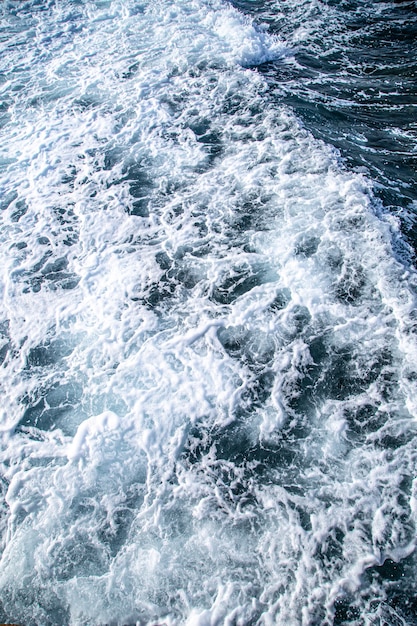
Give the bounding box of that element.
[0,1,416,624]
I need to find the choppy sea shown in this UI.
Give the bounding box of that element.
[0,1,416,624]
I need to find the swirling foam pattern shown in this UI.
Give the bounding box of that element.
[0,1,416,624]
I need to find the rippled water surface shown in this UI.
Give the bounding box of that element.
[234,0,417,248]
[0,1,416,624]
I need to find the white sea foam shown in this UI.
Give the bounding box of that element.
[0,0,416,624]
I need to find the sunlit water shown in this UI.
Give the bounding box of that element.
[0,1,416,624]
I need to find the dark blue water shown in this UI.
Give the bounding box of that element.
[0,1,416,624]
[235,0,417,253]
[234,1,417,202]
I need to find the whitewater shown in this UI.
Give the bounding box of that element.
[0,0,416,624]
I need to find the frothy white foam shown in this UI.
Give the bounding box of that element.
[0,0,416,624]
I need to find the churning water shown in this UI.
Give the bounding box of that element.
[0,1,416,624]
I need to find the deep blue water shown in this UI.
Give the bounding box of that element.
[234,0,417,249]
[0,1,416,624]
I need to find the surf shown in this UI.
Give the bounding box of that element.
[0,1,416,624]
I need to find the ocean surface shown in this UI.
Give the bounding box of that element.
[0,1,416,624]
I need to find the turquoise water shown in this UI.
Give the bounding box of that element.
[0,1,416,624]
